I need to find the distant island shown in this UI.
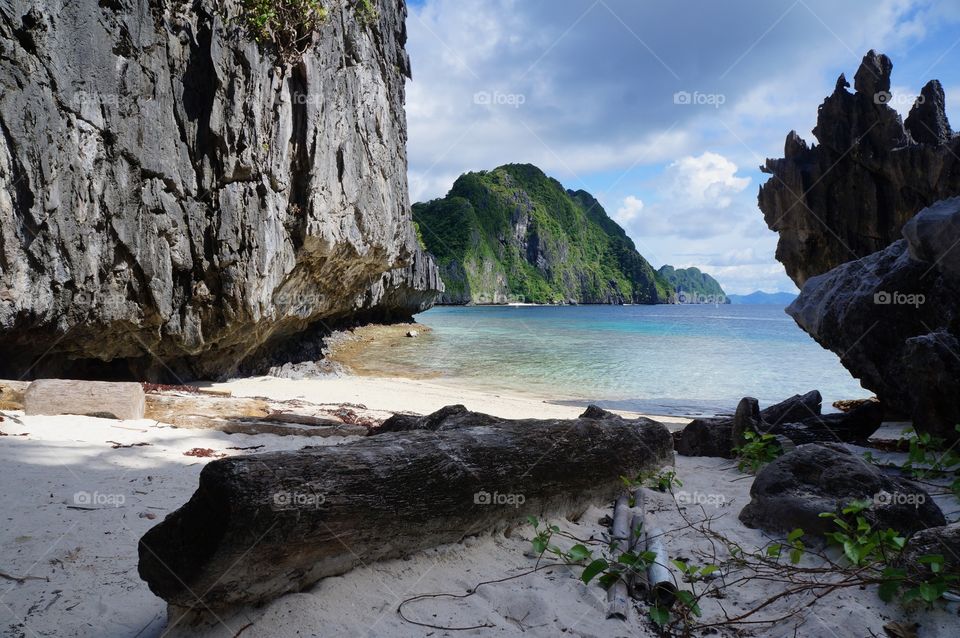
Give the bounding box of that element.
[727,291,798,305]
[657,265,729,304]
[412,164,671,304]
[413,164,725,305]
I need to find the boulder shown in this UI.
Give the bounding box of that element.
[759,390,822,425]
[375,404,501,433]
[739,444,945,536]
[787,198,960,441]
[897,523,960,580]
[758,51,960,287]
[579,405,625,420]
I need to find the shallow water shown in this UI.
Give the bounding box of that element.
[353,304,871,417]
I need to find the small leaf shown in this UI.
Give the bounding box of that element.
[787,528,804,543]
[649,605,670,627]
[567,544,591,562]
[531,537,547,554]
[581,558,609,584]
[918,582,942,603]
[700,564,718,576]
[878,579,900,602]
[598,572,620,590]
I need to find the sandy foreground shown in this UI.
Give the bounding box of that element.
[0,374,956,638]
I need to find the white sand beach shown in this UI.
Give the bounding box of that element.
[1,374,956,638]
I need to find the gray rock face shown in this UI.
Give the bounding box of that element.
[739,443,945,536]
[788,198,960,442]
[0,0,441,380]
[758,50,960,287]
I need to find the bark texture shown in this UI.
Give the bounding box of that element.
[138,413,673,612]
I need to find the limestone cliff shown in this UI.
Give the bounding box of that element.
[758,50,960,287]
[0,0,441,380]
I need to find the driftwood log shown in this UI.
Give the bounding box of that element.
[24,379,145,420]
[138,409,673,613]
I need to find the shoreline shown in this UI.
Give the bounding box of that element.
[210,373,693,426]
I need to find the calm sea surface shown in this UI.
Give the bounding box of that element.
[353,304,871,417]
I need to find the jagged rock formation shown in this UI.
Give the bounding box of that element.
[413,164,673,305]
[657,265,728,303]
[0,0,441,380]
[758,50,960,287]
[788,198,960,442]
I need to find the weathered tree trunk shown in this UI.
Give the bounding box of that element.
[138,412,673,613]
[24,379,145,420]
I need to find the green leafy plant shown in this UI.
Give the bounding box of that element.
[901,426,960,500]
[352,0,379,25]
[528,516,594,566]
[819,500,906,566]
[878,555,960,605]
[621,468,682,499]
[765,527,806,565]
[240,0,328,62]
[527,513,716,632]
[733,429,781,473]
[816,500,959,607]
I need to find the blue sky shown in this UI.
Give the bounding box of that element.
[402,0,960,294]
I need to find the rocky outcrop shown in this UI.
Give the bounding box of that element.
[675,390,882,458]
[0,0,441,380]
[739,444,945,536]
[758,50,960,287]
[788,198,960,442]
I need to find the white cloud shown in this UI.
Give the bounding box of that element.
[663,152,750,209]
[615,196,644,223]
[619,152,753,239]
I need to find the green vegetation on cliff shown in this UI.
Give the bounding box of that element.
[657,265,729,303]
[412,164,673,304]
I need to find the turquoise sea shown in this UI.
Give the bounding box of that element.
[361,304,871,417]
